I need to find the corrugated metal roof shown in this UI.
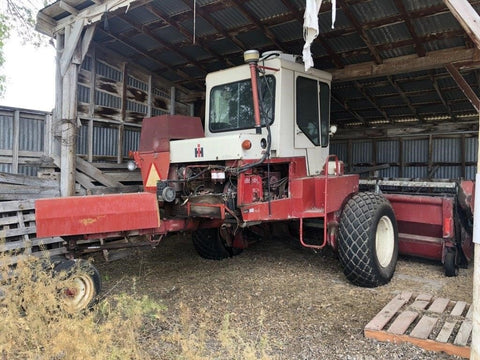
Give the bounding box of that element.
[210,7,250,30]
[269,21,303,42]
[367,23,411,45]
[36,0,480,132]
[350,0,399,22]
[244,0,289,21]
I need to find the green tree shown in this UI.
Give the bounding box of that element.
[0,0,52,97]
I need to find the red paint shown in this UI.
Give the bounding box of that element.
[35,193,160,238]
[385,194,456,261]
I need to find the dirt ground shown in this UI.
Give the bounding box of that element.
[96,233,473,360]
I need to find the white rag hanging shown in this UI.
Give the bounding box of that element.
[303,0,337,71]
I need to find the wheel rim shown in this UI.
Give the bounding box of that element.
[375,215,395,268]
[61,274,95,312]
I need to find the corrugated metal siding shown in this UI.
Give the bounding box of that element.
[0,164,12,173]
[377,140,398,163]
[465,137,477,162]
[403,139,428,162]
[379,167,399,178]
[433,165,461,179]
[123,128,141,156]
[466,166,476,180]
[432,138,460,162]
[19,117,44,152]
[403,166,428,178]
[77,124,88,155]
[0,114,13,150]
[352,141,372,163]
[18,165,38,177]
[330,142,347,162]
[93,126,118,156]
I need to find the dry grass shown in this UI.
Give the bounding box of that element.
[0,254,275,359]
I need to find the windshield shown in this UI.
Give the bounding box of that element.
[209,75,275,132]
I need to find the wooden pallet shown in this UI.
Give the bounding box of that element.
[0,199,66,265]
[365,292,471,358]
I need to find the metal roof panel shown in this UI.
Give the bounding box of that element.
[210,7,250,30]
[350,0,399,22]
[244,0,289,21]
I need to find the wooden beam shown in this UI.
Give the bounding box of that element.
[81,24,96,63]
[446,64,480,112]
[387,76,425,123]
[393,0,425,57]
[444,0,480,49]
[60,19,84,77]
[337,0,382,64]
[332,94,367,124]
[144,5,233,68]
[331,47,480,81]
[59,1,79,16]
[354,81,390,122]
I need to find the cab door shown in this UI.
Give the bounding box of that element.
[294,74,330,149]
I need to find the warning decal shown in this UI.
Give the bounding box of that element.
[146,164,161,187]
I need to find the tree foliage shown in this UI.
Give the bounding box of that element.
[0,0,53,97]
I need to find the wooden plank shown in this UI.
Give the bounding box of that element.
[0,226,37,238]
[410,315,438,339]
[331,47,480,81]
[466,304,473,319]
[454,320,473,346]
[365,292,413,331]
[0,200,35,213]
[75,171,96,190]
[0,236,64,252]
[428,297,450,313]
[0,213,35,227]
[451,301,468,316]
[0,172,59,187]
[17,211,31,255]
[387,310,418,335]
[436,321,457,343]
[364,330,471,358]
[76,157,123,188]
[103,171,142,182]
[409,294,432,310]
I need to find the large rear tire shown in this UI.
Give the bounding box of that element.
[192,228,242,260]
[338,192,398,287]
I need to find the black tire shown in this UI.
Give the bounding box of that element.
[54,259,101,312]
[192,228,242,260]
[444,248,459,277]
[338,192,398,287]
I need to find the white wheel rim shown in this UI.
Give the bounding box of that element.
[62,274,95,312]
[375,215,395,268]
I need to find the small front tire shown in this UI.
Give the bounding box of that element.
[54,259,101,312]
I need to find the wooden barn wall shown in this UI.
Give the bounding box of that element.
[331,133,478,180]
[0,106,53,176]
[76,45,191,163]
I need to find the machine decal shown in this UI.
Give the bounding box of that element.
[195,144,204,158]
[145,163,161,187]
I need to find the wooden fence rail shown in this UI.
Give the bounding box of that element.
[0,199,65,265]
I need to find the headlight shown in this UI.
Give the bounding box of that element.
[127,160,137,171]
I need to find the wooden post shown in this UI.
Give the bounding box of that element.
[60,63,78,196]
[12,110,20,174]
[442,1,480,358]
[170,86,175,115]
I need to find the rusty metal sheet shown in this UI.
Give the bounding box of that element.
[35,192,160,238]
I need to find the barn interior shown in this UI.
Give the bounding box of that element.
[34,0,480,193]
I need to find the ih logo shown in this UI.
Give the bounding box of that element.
[195,144,204,158]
